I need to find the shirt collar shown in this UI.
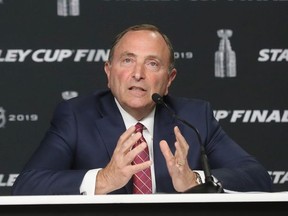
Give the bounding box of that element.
[114,98,155,135]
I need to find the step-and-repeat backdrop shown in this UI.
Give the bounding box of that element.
[0,0,287,195]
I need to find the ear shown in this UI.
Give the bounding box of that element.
[104,61,111,88]
[164,68,177,95]
[168,68,177,84]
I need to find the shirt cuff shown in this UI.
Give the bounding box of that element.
[80,169,101,195]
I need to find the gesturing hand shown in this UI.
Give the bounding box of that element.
[95,125,152,194]
[160,126,198,192]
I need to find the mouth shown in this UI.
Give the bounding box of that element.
[128,86,147,96]
[129,86,146,92]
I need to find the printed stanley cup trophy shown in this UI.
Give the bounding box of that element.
[57,0,80,16]
[0,107,6,128]
[215,29,236,78]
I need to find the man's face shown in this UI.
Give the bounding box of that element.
[104,30,176,119]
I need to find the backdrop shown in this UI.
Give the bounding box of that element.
[0,0,287,195]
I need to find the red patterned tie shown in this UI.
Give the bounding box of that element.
[132,122,152,194]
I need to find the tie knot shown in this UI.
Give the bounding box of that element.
[135,122,144,133]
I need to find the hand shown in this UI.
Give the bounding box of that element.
[160,126,198,192]
[95,125,152,194]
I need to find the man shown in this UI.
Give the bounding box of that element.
[12,24,272,195]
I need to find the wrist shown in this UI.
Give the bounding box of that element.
[95,169,110,195]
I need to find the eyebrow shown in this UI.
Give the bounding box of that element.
[120,52,136,59]
[120,51,163,64]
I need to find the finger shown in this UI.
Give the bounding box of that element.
[159,140,174,164]
[128,142,153,173]
[130,160,152,174]
[127,141,149,163]
[174,126,189,157]
[116,126,141,153]
[174,126,187,146]
[173,126,189,167]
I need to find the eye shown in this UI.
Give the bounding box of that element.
[120,57,135,66]
[124,58,132,63]
[149,61,158,67]
[146,60,160,71]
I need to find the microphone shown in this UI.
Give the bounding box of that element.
[152,93,224,193]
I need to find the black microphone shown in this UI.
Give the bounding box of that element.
[152,93,224,193]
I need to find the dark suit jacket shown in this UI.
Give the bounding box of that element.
[12,89,273,195]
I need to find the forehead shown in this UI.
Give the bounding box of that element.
[121,30,164,43]
[114,30,170,58]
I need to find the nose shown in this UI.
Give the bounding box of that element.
[133,63,145,80]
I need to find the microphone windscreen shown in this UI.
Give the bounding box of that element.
[152,93,163,104]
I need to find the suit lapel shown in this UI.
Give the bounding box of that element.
[153,105,176,192]
[92,92,132,193]
[93,92,126,159]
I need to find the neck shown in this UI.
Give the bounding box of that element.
[114,98,155,122]
[127,107,152,121]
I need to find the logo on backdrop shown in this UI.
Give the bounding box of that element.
[0,107,39,129]
[0,174,18,187]
[215,29,237,78]
[62,91,79,100]
[258,49,288,62]
[0,107,6,128]
[57,0,80,16]
[0,49,109,62]
[0,49,193,63]
[269,171,288,184]
[214,109,288,123]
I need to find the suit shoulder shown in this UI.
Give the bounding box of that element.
[165,95,211,109]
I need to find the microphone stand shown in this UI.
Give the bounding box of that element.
[152,93,224,193]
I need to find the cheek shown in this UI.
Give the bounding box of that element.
[153,77,169,92]
[110,73,127,89]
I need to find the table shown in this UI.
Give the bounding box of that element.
[1,193,288,216]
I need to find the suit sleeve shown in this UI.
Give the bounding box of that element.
[12,101,88,195]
